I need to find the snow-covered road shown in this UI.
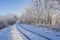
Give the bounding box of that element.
[0,23,60,40]
[9,25,24,40]
[17,23,60,40]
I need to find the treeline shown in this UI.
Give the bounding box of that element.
[0,14,18,29]
[19,0,60,31]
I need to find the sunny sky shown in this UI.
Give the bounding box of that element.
[0,0,32,16]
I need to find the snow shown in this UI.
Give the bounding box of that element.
[9,24,24,40]
[0,23,60,40]
[0,26,10,40]
[0,24,28,40]
[17,23,60,40]
[17,25,48,40]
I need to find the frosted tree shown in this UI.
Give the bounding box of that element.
[20,0,60,26]
[32,0,46,24]
[0,17,8,29]
[46,0,60,25]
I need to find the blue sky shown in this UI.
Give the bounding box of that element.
[0,0,32,16]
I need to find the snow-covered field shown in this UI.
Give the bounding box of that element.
[0,23,60,40]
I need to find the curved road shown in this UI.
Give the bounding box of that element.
[0,23,60,40]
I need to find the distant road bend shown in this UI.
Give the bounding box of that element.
[0,23,60,40]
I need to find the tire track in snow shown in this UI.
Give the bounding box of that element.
[17,25,48,40]
[9,25,24,40]
[17,24,52,40]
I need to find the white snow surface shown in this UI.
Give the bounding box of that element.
[9,24,24,40]
[0,23,60,40]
